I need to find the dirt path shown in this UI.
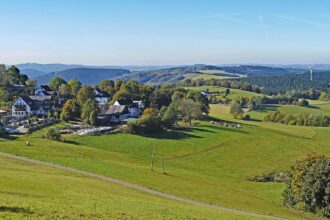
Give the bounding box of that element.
[0,152,287,220]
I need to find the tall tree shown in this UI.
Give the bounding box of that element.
[49,77,66,91]
[68,79,81,95]
[25,79,37,94]
[4,65,28,84]
[81,99,99,125]
[230,103,244,119]
[77,86,95,105]
[185,90,209,114]
[178,99,202,125]
[60,99,80,121]
[58,83,71,97]
[114,80,124,92]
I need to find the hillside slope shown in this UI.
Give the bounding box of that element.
[34,68,130,85]
[0,156,261,219]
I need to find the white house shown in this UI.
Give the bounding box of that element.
[114,100,144,118]
[35,85,55,96]
[94,89,111,105]
[12,96,55,117]
[12,97,34,117]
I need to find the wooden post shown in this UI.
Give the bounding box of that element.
[161,154,165,174]
[151,151,154,171]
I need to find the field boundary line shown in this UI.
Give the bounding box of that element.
[0,152,287,220]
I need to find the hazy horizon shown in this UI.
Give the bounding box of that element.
[2,0,330,65]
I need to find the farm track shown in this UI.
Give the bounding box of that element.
[0,151,288,220]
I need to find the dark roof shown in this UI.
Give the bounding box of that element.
[14,96,37,111]
[20,96,33,105]
[115,99,133,106]
[94,89,111,98]
[40,85,53,91]
[4,83,26,91]
[102,105,127,115]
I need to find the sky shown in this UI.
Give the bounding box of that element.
[1,0,330,65]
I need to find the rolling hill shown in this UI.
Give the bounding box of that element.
[216,65,304,77]
[19,68,47,78]
[238,70,330,94]
[15,63,310,85]
[33,68,130,85]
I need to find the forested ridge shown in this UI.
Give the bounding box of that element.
[238,71,330,94]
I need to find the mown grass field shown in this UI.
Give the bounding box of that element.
[1,156,266,219]
[242,100,330,121]
[1,87,329,219]
[1,113,329,220]
[183,70,246,80]
[186,86,262,100]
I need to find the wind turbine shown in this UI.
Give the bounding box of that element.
[309,65,313,81]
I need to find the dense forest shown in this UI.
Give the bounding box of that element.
[238,71,330,94]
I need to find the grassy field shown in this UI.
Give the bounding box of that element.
[186,86,262,100]
[0,117,328,219]
[1,87,330,219]
[240,100,330,121]
[183,70,246,80]
[1,156,266,219]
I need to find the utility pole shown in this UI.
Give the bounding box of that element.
[150,143,165,174]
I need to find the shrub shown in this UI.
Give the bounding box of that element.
[46,128,62,141]
[126,114,163,134]
[283,153,330,217]
[243,114,250,120]
[230,103,244,119]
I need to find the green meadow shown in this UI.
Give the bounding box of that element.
[184,70,246,80]
[185,85,262,100]
[1,156,267,219]
[1,85,329,220]
[1,105,329,219]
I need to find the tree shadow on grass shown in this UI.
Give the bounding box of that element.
[0,134,18,141]
[201,124,249,134]
[136,129,203,140]
[173,126,215,133]
[0,206,33,214]
[306,105,320,109]
[63,139,81,145]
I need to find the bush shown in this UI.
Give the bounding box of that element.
[242,114,250,120]
[264,111,330,127]
[126,114,163,134]
[283,153,330,217]
[230,103,244,119]
[46,128,62,141]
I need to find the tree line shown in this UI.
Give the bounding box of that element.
[263,111,330,127]
[237,71,330,95]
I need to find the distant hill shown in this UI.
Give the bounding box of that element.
[20,68,47,78]
[33,68,130,85]
[238,71,330,94]
[122,64,225,84]
[121,64,305,84]
[16,63,85,74]
[16,63,179,74]
[16,63,310,85]
[216,65,304,77]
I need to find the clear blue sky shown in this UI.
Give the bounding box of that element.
[1,0,330,65]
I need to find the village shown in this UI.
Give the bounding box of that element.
[2,83,146,134]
